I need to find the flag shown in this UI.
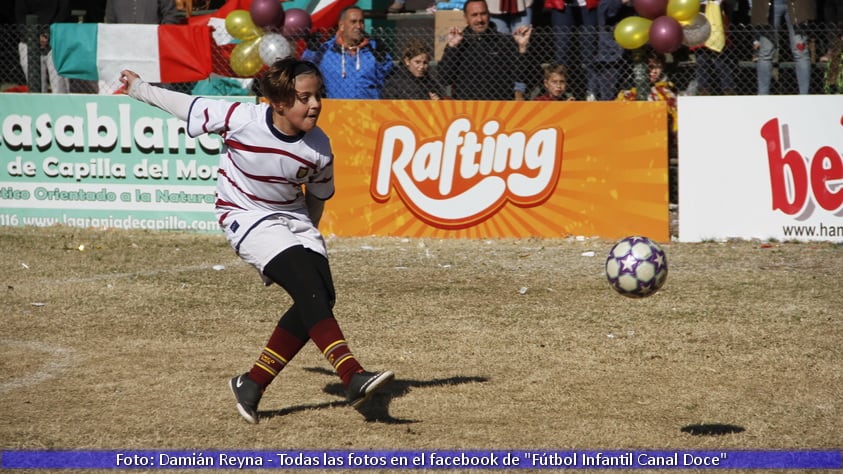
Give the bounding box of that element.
[50,23,213,84]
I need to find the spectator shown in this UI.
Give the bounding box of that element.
[438,0,533,100]
[543,0,599,99]
[533,63,575,100]
[592,0,633,100]
[1,7,27,90]
[486,0,534,34]
[823,32,842,93]
[617,51,678,139]
[105,0,180,24]
[752,0,816,95]
[15,0,72,93]
[693,0,737,95]
[301,6,393,99]
[818,0,842,63]
[382,39,447,99]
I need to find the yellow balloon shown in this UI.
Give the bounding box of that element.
[230,37,264,77]
[666,0,700,23]
[614,16,652,50]
[225,9,263,41]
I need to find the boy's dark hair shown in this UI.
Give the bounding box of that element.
[542,63,568,81]
[258,58,323,105]
[401,39,432,61]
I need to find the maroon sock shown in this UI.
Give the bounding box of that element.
[248,326,307,389]
[309,318,363,387]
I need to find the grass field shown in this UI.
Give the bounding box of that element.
[1,225,841,471]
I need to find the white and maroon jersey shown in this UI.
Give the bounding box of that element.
[186,98,335,221]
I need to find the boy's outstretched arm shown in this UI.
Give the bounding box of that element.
[120,70,195,122]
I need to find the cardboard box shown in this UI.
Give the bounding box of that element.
[434,10,466,61]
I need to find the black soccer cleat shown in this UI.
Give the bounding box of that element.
[347,370,395,409]
[229,373,262,424]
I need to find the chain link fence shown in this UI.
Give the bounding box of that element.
[1,21,840,97]
[1,19,839,205]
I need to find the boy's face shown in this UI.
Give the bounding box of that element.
[404,53,430,78]
[544,72,567,97]
[649,62,664,83]
[276,74,322,134]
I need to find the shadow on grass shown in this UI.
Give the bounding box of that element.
[680,423,745,436]
[260,367,488,424]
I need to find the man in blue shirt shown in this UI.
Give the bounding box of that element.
[302,6,393,99]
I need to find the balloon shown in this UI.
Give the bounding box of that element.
[681,13,711,47]
[614,16,652,50]
[283,8,312,39]
[259,33,293,66]
[666,0,701,23]
[649,15,684,53]
[230,37,264,76]
[225,10,263,41]
[633,0,668,20]
[250,0,284,28]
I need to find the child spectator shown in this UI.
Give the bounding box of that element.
[533,63,576,100]
[382,39,447,100]
[616,51,677,134]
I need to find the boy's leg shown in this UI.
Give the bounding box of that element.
[263,246,393,407]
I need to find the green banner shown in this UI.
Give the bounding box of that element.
[0,93,241,232]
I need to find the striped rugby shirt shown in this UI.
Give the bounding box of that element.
[185,98,335,226]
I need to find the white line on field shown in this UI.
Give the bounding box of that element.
[0,339,79,393]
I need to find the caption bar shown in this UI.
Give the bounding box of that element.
[1,450,841,469]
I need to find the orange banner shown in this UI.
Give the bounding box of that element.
[318,99,668,241]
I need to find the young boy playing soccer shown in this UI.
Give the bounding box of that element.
[119,58,394,424]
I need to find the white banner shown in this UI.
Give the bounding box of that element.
[678,96,843,242]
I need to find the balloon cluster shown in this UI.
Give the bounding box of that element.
[225,0,313,77]
[613,0,711,54]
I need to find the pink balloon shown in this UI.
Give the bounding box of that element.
[250,0,283,28]
[633,0,668,20]
[648,15,683,53]
[283,8,312,39]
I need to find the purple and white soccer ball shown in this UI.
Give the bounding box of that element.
[605,236,668,298]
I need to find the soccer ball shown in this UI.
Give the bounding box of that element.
[605,236,668,298]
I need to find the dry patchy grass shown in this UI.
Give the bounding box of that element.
[1,226,841,471]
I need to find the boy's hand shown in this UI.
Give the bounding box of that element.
[119,70,141,93]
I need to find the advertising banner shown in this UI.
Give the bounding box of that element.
[0,93,222,232]
[320,99,668,240]
[678,96,842,242]
[1,94,669,240]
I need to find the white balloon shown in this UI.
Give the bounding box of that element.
[682,13,711,47]
[258,33,292,66]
